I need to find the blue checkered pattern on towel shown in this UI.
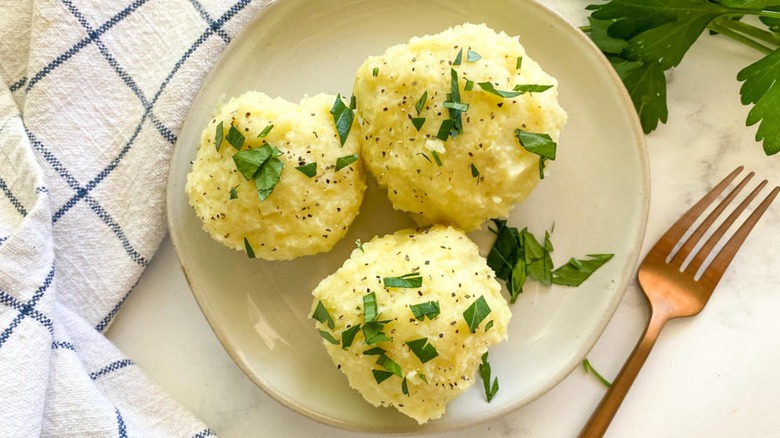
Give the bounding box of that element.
[0,0,266,435]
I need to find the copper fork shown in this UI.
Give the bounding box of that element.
[579,166,779,438]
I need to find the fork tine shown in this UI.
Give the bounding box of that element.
[699,185,779,291]
[652,166,744,258]
[686,179,767,274]
[669,169,754,267]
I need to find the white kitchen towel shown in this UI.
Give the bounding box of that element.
[0,0,267,436]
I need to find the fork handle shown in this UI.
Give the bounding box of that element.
[579,310,669,438]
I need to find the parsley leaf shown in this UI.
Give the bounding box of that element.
[330,94,354,146]
[226,125,245,150]
[410,301,440,320]
[232,145,276,180]
[215,121,224,151]
[319,330,340,345]
[255,156,283,201]
[363,291,378,323]
[583,0,780,154]
[229,185,238,200]
[372,67,379,77]
[335,153,359,171]
[415,91,428,114]
[552,254,615,286]
[470,163,480,179]
[258,123,273,138]
[411,117,426,131]
[362,321,391,345]
[383,272,423,288]
[376,354,403,378]
[341,325,361,349]
[311,300,335,329]
[406,338,439,363]
[453,48,463,65]
[737,47,780,155]
[243,237,255,259]
[486,220,614,302]
[463,296,491,333]
[512,84,554,94]
[295,162,317,178]
[478,82,521,98]
[430,150,443,167]
[372,370,394,384]
[479,352,499,402]
[515,129,557,178]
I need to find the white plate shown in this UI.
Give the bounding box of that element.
[167,0,649,433]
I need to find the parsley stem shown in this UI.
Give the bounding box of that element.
[714,18,780,48]
[708,21,774,55]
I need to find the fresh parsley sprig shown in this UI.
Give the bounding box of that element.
[583,0,780,155]
[487,219,613,303]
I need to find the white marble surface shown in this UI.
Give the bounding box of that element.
[107,1,780,436]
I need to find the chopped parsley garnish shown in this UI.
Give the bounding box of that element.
[330,94,354,146]
[372,369,394,384]
[229,185,239,200]
[341,325,361,349]
[319,330,340,345]
[553,254,615,286]
[411,117,426,131]
[383,272,423,288]
[362,321,391,345]
[463,296,491,333]
[485,320,494,332]
[335,153,359,171]
[514,129,557,179]
[355,239,364,252]
[232,145,279,180]
[243,237,255,259]
[295,162,317,178]
[255,155,284,201]
[453,48,463,65]
[478,82,522,98]
[470,163,480,179]
[431,150,443,167]
[443,101,469,112]
[486,219,614,302]
[445,68,465,138]
[363,347,386,356]
[376,354,403,378]
[465,80,475,91]
[516,56,523,70]
[215,121,224,151]
[350,95,356,110]
[231,145,284,201]
[410,301,440,321]
[258,123,274,138]
[311,300,335,329]
[583,358,612,388]
[467,48,481,62]
[417,152,432,163]
[513,84,554,94]
[226,125,245,150]
[436,119,456,141]
[372,67,379,77]
[363,291,378,323]
[478,352,499,402]
[401,377,409,395]
[524,229,554,286]
[415,91,428,115]
[406,337,439,363]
